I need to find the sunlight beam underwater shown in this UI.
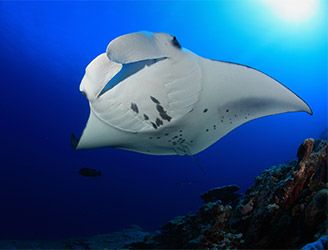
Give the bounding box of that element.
[265,0,319,24]
[75,31,312,155]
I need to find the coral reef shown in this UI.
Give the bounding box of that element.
[302,235,328,250]
[130,138,328,249]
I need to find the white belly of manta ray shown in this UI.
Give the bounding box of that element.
[74,31,312,155]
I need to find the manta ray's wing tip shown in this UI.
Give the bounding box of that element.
[298,97,313,116]
[307,106,314,116]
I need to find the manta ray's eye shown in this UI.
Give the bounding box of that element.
[172,36,181,49]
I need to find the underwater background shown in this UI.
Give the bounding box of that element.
[0,0,326,240]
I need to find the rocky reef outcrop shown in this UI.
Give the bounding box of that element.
[200,184,241,204]
[129,138,328,249]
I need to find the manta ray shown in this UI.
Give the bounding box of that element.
[75,31,312,155]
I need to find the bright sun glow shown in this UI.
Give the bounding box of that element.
[266,0,319,23]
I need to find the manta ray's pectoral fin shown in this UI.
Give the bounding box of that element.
[205,59,312,136]
[76,110,127,149]
[187,59,312,155]
[220,61,313,117]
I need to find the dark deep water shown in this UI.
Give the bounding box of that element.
[0,1,327,240]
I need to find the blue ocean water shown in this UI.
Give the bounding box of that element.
[0,0,326,240]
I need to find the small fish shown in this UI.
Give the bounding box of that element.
[79,168,102,177]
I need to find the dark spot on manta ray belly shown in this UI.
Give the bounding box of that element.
[156,104,165,113]
[150,96,160,104]
[151,122,158,129]
[131,103,139,113]
[155,118,163,127]
[156,104,172,122]
[203,108,208,113]
[143,114,149,120]
[160,112,172,122]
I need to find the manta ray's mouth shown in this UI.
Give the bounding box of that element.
[98,57,166,97]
